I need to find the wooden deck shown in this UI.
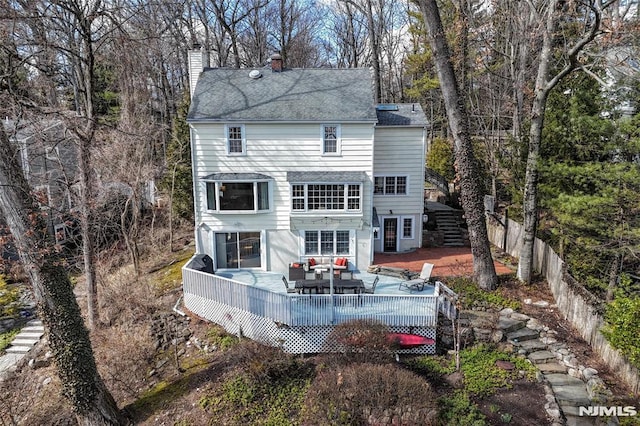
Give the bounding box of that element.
[182,265,458,354]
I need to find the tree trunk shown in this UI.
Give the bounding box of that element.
[0,127,124,425]
[517,0,604,284]
[79,133,98,329]
[605,254,621,302]
[418,0,498,290]
[517,2,556,284]
[364,0,382,103]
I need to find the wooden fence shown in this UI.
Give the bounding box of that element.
[486,214,640,394]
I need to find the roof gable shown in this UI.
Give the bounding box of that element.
[188,68,378,123]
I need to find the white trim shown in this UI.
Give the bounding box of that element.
[401,216,414,239]
[54,223,67,243]
[203,179,272,213]
[301,229,354,256]
[373,175,409,195]
[290,182,362,213]
[320,124,341,155]
[225,124,246,156]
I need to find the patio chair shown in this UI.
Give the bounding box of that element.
[341,270,353,280]
[321,270,332,280]
[305,271,316,280]
[282,276,298,293]
[399,263,433,292]
[363,276,379,294]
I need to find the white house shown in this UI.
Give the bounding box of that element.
[3,119,77,245]
[187,50,428,275]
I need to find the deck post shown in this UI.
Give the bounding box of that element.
[330,255,335,323]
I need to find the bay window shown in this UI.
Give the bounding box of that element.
[203,174,271,213]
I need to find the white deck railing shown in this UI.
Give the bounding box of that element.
[183,267,441,327]
[436,281,459,321]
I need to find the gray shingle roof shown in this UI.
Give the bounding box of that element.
[201,172,272,181]
[287,171,366,183]
[376,103,428,127]
[188,68,378,122]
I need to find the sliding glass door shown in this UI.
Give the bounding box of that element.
[215,232,261,268]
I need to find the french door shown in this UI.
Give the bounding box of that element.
[383,218,398,252]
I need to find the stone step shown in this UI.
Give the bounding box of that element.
[536,362,568,374]
[0,353,23,371]
[26,319,43,326]
[10,338,40,347]
[15,332,43,340]
[543,373,584,387]
[553,384,591,407]
[562,406,599,425]
[528,350,557,364]
[513,339,548,353]
[506,327,539,343]
[546,374,591,408]
[498,317,526,333]
[564,413,598,426]
[5,345,33,354]
[20,326,45,333]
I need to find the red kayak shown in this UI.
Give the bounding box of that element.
[386,332,435,348]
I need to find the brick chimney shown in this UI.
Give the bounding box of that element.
[270,53,283,72]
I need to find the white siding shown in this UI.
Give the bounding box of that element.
[373,126,426,252]
[191,121,376,271]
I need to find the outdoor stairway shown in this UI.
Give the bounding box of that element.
[433,210,465,247]
[497,310,603,426]
[0,319,45,379]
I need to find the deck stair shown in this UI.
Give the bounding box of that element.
[433,210,465,247]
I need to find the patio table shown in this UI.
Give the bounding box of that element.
[294,279,365,294]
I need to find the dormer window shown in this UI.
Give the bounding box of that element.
[226,125,245,155]
[322,124,340,155]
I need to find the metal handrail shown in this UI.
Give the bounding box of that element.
[425,168,450,198]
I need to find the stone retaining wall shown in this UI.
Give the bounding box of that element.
[486,214,640,394]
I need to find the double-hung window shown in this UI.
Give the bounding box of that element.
[291,183,361,212]
[322,124,340,155]
[304,230,351,255]
[374,176,408,195]
[401,217,414,239]
[226,125,245,155]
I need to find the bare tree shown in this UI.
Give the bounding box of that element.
[517,0,612,283]
[416,0,498,290]
[53,0,104,329]
[329,1,368,67]
[267,0,324,67]
[0,125,124,425]
[339,0,384,101]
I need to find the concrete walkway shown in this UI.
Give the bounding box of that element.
[0,319,45,379]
